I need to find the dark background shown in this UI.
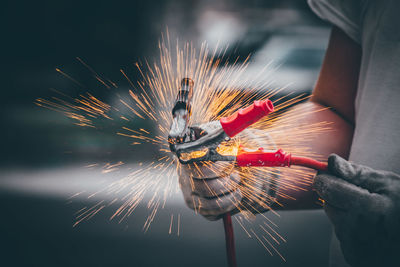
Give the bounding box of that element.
[1,1,333,266]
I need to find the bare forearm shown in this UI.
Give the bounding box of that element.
[275,100,354,210]
[274,26,360,210]
[288,101,354,159]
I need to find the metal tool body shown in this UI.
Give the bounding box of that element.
[173,99,276,165]
[168,76,329,173]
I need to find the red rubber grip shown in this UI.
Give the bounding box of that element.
[236,148,291,167]
[237,148,328,171]
[290,156,328,171]
[220,100,274,137]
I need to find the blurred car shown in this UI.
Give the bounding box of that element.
[214,26,330,96]
[250,26,329,94]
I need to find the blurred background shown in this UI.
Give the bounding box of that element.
[1,0,333,266]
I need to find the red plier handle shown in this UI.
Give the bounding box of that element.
[220,100,274,137]
[236,147,328,171]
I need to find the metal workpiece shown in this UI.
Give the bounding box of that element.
[172,78,194,115]
[168,78,194,152]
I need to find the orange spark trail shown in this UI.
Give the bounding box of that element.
[36,33,331,259]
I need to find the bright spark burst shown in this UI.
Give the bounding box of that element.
[35,32,331,260]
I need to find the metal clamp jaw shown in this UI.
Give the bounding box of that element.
[173,122,236,164]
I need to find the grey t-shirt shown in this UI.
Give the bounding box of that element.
[308,0,400,266]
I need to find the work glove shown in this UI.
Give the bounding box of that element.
[178,121,278,221]
[313,154,400,267]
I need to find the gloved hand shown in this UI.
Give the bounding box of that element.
[178,121,278,221]
[313,154,400,267]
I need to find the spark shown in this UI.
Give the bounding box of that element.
[177,213,181,236]
[169,214,174,234]
[36,33,332,259]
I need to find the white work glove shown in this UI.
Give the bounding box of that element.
[313,154,400,267]
[178,121,278,221]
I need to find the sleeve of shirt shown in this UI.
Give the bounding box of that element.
[307,0,363,44]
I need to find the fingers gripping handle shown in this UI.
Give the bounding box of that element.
[220,100,274,137]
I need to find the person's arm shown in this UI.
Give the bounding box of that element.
[276,26,361,209]
[178,27,362,219]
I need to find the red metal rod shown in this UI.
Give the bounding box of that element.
[223,213,237,267]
